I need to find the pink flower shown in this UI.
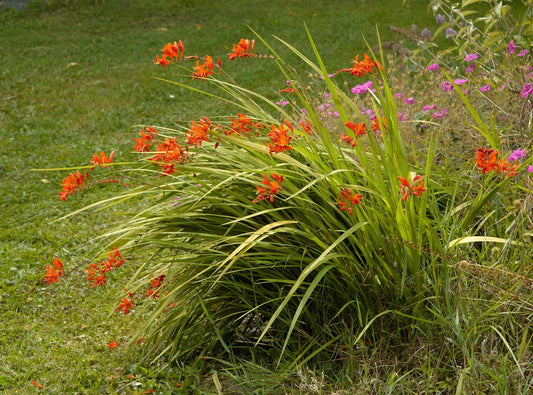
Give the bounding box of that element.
[441,81,453,91]
[480,83,491,92]
[521,83,533,98]
[508,149,525,161]
[464,53,478,62]
[528,165,533,173]
[454,78,468,85]
[465,63,476,74]
[518,49,530,57]
[422,105,430,112]
[427,63,440,71]
[509,40,515,54]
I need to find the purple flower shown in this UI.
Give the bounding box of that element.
[421,28,431,40]
[508,149,525,161]
[435,14,446,25]
[173,196,182,207]
[518,49,530,57]
[465,63,476,74]
[521,83,533,98]
[480,83,491,92]
[427,63,440,71]
[464,53,478,62]
[454,78,468,85]
[445,27,457,38]
[441,81,453,91]
[509,40,515,54]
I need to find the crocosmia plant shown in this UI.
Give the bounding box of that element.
[47,22,533,376]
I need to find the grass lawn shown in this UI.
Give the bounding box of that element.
[3,0,524,393]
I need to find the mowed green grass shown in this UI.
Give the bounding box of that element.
[0,0,436,392]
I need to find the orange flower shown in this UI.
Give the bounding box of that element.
[91,273,107,288]
[278,87,296,93]
[475,148,499,174]
[134,127,157,152]
[371,116,387,133]
[153,54,169,68]
[345,121,367,136]
[108,341,119,349]
[149,137,187,175]
[300,120,313,135]
[398,175,426,201]
[268,122,293,155]
[44,257,64,285]
[192,55,214,79]
[411,176,427,196]
[32,381,44,388]
[117,294,134,315]
[226,113,265,136]
[228,38,256,61]
[337,188,362,215]
[474,148,518,177]
[162,41,184,61]
[186,118,212,147]
[253,173,283,203]
[147,275,165,298]
[90,151,114,170]
[339,132,358,147]
[338,53,381,77]
[108,247,125,268]
[59,171,90,201]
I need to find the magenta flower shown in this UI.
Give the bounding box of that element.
[432,108,447,119]
[509,40,515,54]
[351,81,375,94]
[404,97,414,105]
[508,149,525,161]
[528,165,533,173]
[422,105,430,112]
[427,63,440,71]
[464,53,478,62]
[480,83,491,92]
[518,49,530,57]
[441,81,453,91]
[521,83,533,98]
[454,78,468,85]
[465,63,475,74]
